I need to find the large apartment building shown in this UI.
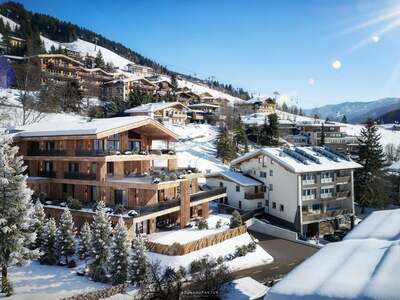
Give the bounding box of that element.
[12,116,226,239]
[231,146,362,237]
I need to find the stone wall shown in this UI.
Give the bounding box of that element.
[146,225,247,256]
[63,283,128,300]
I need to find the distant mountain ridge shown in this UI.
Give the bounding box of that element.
[376,108,400,123]
[304,98,400,123]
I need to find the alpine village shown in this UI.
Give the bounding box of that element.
[0,2,399,300]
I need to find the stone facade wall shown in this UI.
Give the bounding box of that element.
[63,283,128,300]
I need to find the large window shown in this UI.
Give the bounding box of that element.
[107,134,120,151]
[114,190,128,206]
[128,140,141,152]
[302,188,316,200]
[302,173,315,185]
[260,171,267,178]
[321,172,333,183]
[107,162,114,176]
[236,185,240,192]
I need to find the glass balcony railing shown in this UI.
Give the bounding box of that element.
[64,172,96,180]
[28,149,67,156]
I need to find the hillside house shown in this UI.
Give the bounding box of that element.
[235,97,276,115]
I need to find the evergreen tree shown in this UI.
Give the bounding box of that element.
[268,113,279,145]
[355,119,388,212]
[79,222,92,260]
[31,201,46,249]
[320,123,326,146]
[233,117,248,153]
[281,102,288,112]
[109,218,129,285]
[94,50,105,69]
[216,126,237,163]
[84,53,93,68]
[56,208,76,264]
[229,210,242,228]
[0,136,37,295]
[129,234,150,287]
[170,74,178,91]
[258,118,271,146]
[89,201,112,283]
[341,115,347,123]
[40,218,58,265]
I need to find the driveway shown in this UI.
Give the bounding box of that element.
[232,230,319,283]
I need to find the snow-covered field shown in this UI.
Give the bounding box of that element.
[148,232,273,272]
[147,214,231,245]
[7,261,108,300]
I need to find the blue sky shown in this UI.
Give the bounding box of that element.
[16,0,400,108]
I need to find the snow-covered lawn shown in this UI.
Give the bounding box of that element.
[6,261,108,300]
[148,232,273,272]
[147,214,231,245]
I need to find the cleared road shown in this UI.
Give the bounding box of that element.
[233,230,319,283]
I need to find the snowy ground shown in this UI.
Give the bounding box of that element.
[164,123,228,173]
[6,261,108,300]
[148,232,273,272]
[147,214,231,245]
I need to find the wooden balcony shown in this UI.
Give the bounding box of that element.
[336,176,351,184]
[64,172,96,181]
[38,171,57,178]
[336,191,351,198]
[302,208,353,222]
[244,192,265,200]
[27,149,67,156]
[190,187,227,203]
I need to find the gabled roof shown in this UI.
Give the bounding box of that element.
[206,170,263,187]
[231,146,362,173]
[124,102,191,114]
[14,116,178,140]
[266,209,400,300]
[36,54,84,66]
[387,160,400,173]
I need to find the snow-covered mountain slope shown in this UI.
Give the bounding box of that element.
[0,14,20,31]
[40,36,132,68]
[304,97,400,123]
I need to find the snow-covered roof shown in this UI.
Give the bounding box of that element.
[14,116,170,137]
[124,102,191,114]
[207,170,263,187]
[188,103,220,108]
[220,277,269,300]
[231,147,362,173]
[265,209,400,300]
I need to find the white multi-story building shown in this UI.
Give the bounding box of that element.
[206,170,265,211]
[231,146,362,237]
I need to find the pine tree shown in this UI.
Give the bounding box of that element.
[229,210,242,228]
[56,208,76,264]
[129,234,149,287]
[84,53,93,68]
[94,50,105,69]
[170,74,178,91]
[355,119,388,213]
[258,118,271,146]
[341,115,347,123]
[216,126,238,163]
[268,113,279,145]
[40,218,58,265]
[31,201,46,249]
[89,201,112,283]
[109,218,129,285]
[0,136,37,295]
[79,222,92,260]
[320,123,326,146]
[233,117,248,153]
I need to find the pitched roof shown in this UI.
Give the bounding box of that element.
[266,209,400,300]
[206,170,263,186]
[14,116,178,140]
[231,146,362,173]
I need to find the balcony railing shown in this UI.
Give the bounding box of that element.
[130,199,181,217]
[244,192,265,200]
[321,177,334,184]
[320,193,334,199]
[302,179,316,185]
[38,171,57,178]
[302,195,316,201]
[64,172,96,180]
[75,149,108,156]
[190,188,226,202]
[336,176,351,184]
[28,149,67,156]
[74,148,176,157]
[302,208,353,222]
[336,191,351,198]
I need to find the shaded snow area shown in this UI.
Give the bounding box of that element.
[220,277,269,300]
[0,14,20,31]
[148,232,273,272]
[164,123,228,173]
[265,209,400,300]
[147,214,231,245]
[7,261,108,300]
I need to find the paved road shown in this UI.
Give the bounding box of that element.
[233,230,319,283]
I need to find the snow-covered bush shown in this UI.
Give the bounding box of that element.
[114,204,126,214]
[67,197,82,210]
[215,219,222,229]
[197,218,208,230]
[229,210,242,228]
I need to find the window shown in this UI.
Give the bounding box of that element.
[68,162,79,173]
[238,201,242,209]
[321,172,333,183]
[272,202,277,209]
[257,202,262,208]
[269,170,273,176]
[302,205,309,212]
[107,162,114,176]
[262,186,267,192]
[312,203,321,211]
[280,204,284,212]
[321,187,334,199]
[219,182,224,188]
[236,185,240,192]
[302,173,315,184]
[128,140,141,152]
[269,184,273,191]
[265,200,269,207]
[258,157,262,163]
[107,134,120,151]
[302,189,316,200]
[260,171,267,178]
[94,139,104,151]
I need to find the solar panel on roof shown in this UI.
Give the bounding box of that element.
[283,147,309,165]
[312,146,339,162]
[295,148,321,164]
[323,146,350,161]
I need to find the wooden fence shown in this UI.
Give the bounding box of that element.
[146,224,247,256]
